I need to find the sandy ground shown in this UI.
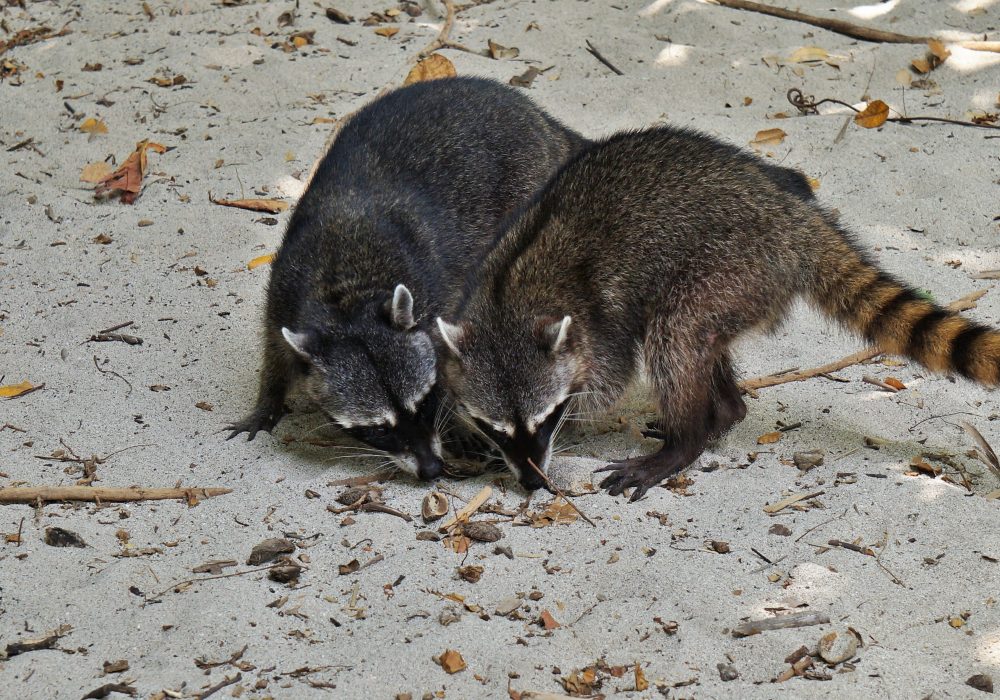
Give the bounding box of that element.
[2,0,1000,698]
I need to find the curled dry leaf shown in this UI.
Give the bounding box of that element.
[437,649,466,674]
[94,139,167,204]
[883,377,906,390]
[0,380,35,398]
[247,253,276,270]
[855,100,889,128]
[635,663,649,692]
[422,492,448,522]
[404,53,456,86]
[374,26,399,38]
[210,195,289,214]
[488,39,519,60]
[539,609,560,630]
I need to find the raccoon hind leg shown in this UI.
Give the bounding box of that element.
[707,352,746,439]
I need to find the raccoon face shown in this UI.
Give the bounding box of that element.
[436,314,578,490]
[283,285,444,480]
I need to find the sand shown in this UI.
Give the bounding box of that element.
[1,0,998,697]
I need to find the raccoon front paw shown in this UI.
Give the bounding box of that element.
[594,446,696,502]
[225,406,285,441]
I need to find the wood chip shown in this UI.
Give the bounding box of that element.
[763,490,824,514]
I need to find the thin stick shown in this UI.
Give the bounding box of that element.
[789,89,1000,132]
[741,290,986,392]
[585,40,624,75]
[196,673,242,700]
[146,564,283,604]
[708,0,930,44]
[862,375,898,393]
[413,0,477,60]
[438,485,492,531]
[525,459,596,527]
[97,320,134,334]
[0,486,232,504]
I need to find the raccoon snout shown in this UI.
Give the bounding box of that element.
[416,453,444,481]
[518,467,549,492]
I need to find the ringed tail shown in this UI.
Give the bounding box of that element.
[809,220,1000,386]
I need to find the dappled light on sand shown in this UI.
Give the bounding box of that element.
[638,0,677,17]
[913,473,964,502]
[656,43,693,67]
[849,0,900,20]
[273,174,307,201]
[977,629,1000,666]
[954,0,999,12]
[944,45,1000,73]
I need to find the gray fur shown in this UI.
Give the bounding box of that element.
[228,77,586,480]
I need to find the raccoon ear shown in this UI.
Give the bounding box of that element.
[390,284,416,331]
[535,315,572,355]
[435,318,465,358]
[281,327,314,360]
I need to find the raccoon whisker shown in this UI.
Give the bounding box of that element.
[302,421,343,438]
[322,452,390,464]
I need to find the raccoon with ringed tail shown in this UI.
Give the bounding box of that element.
[227,77,587,480]
[436,125,999,500]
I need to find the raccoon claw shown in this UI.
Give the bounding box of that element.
[595,447,696,502]
[226,408,284,441]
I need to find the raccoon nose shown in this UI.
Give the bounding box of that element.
[416,453,444,481]
[518,468,548,491]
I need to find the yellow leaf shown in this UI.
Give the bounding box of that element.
[291,35,308,49]
[80,117,108,135]
[0,380,35,398]
[311,117,338,125]
[788,46,828,63]
[635,663,649,692]
[211,196,289,214]
[911,57,932,74]
[247,253,276,270]
[80,161,112,183]
[757,431,782,445]
[750,128,786,147]
[806,176,820,191]
[374,26,399,38]
[855,100,890,128]
[404,54,457,86]
[884,377,906,391]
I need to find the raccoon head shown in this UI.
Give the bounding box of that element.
[283,284,444,480]
[436,313,580,491]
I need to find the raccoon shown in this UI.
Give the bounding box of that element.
[437,125,999,499]
[227,77,587,480]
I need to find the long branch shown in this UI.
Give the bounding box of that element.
[0,486,232,504]
[708,0,931,44]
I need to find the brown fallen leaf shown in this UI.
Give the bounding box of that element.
[210,194,289,214]
[855,100,890,128]
[404,53,456,86]
[911,57,932,74]
[883,377,906,391]
[79,117,108,135]
[750,128,786,148]
[757,431,782,445]
[437,649,466,674]
[247,253,276,270]
[0,380,35,398]
[927,39,951,63]
[149,74,186,87]
[195,401,213,411]
[94,139,166,204]
[909,455,941,478]
[635,663,649,692]
[311,116,338,125]
[488,39,519,60]
[539,609,560,630]
[374,26,399,38]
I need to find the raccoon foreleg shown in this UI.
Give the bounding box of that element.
[227,333,294,440]
[596,319,721,501]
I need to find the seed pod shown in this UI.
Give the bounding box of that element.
[422,492,448,522]
[462,521,502,542]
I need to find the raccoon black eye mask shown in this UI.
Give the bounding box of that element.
[439,124,1000,501]
[225,76,588,480]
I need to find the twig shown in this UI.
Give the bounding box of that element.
[741,290,986,392]
[731,611,830,638]
[196,673,242,700]
[93,355,133,397]
[525,459,596,527]
[828,538,874,556]
[0,486,231,504]
[438,485,492,531]
[413,0,477,60]
[707,0,930,44]
[145,564,283,604]
[585,40,624,75]
[98,320,134,334]
[789,89,1000,131]
[358,502,413,521]
[862,375,898,393]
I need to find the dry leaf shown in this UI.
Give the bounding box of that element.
[0,380,35,398]
[927,39,951,62]
[911,58,932,74]
[80,162,112,183]
[311,116,338,125]
[149,74,186,87]
[404,53,456,86]
[487,39,519,60]
[635,663,649,692]
[374,27,399,38]
[895,68,912,87]
[757,431,782,445]
[210,196,289,214]
[94,139,166,204]
[883,377,906,390]
[442,534,471,553]
[438,649,466,674]
[79,117,108,135]
[247,253,276,270]
[750,128,786,147]
[788,46,828,63]
[909,455,941,477]
[539,609,560,630]
[855,100,889,129]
